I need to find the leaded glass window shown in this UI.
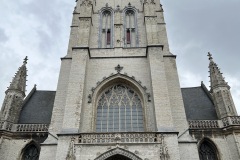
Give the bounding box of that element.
[96,84,144,132]
[199,141,218,160]
[22,144,39,160]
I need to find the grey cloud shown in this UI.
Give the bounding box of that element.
[0,28,8,43]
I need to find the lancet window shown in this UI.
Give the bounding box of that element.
[22,144,39,160]
[99,10,114,48]
[96,84,144,132]
[124,9,138,47]
[199,140,219,160]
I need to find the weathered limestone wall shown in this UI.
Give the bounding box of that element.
[147,47,174,131]
[0,138,30,160]
[39,144,57,160]
[48,59,72,135]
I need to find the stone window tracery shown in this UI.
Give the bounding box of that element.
[99,10,114,48]
[96,84,144,132]
[22,144,39,160]
[199,140,218,160]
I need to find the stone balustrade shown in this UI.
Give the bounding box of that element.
[2,116,240,133]
[189,116,240,129]
[16,124,48,132]
[0,121,48,133]
[189,120,219,129]
[78,132,164,144]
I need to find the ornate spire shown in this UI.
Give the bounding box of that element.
[208,52,229,91]
[7,56,28,95]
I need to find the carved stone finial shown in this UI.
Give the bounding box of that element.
[23,56,28,65]
[88,94,92,103]
[116,5,120,11]
[159,134,169,160]
[115,64,123,73]
[208,52,213,61]
[106,3,109,7]
[7,57,28,94]
[128,2,131,6]
[66,138,76,160]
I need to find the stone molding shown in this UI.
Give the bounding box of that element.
[95,147,142,160]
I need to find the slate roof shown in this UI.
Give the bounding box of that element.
[181,84,218,120]
[18,83,218,124]
[18,90,56,124]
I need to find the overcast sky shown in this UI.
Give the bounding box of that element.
[0,0,239,113]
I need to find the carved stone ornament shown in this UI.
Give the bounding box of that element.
[116,5,121,12]
[80,0,92,7]
[95,147,142,160]
[66,138,76,160]
[88,94,92,103]
[115,64,123,73]
[144,0,155,4]
[158,134,169,160]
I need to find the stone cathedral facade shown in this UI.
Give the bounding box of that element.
[1,0,240,160]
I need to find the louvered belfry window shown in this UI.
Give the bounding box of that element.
[199,141,218,160]
[96,84,144,132]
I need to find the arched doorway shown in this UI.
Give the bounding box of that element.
[106,154,131,160]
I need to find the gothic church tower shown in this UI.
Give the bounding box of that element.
[40,0,198,159]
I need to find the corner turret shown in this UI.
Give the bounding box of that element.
[208,52,238,118]
[0,57,28,123]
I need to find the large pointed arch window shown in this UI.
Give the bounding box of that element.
[99,10,114,48]
[96,84,144,132]
[124,9,139,47]
[199,140,219,160]
[22,143,39,160]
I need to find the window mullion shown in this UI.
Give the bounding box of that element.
[105,14,108,48]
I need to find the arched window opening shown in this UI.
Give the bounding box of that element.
[124,10,138,47]
[22,144,39,160]
[99,10,113,48]
[107,29,111,45]
[96,84,144,132]
[126,29,131,44]
[106,154,131,160]
[199,140,219,160]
